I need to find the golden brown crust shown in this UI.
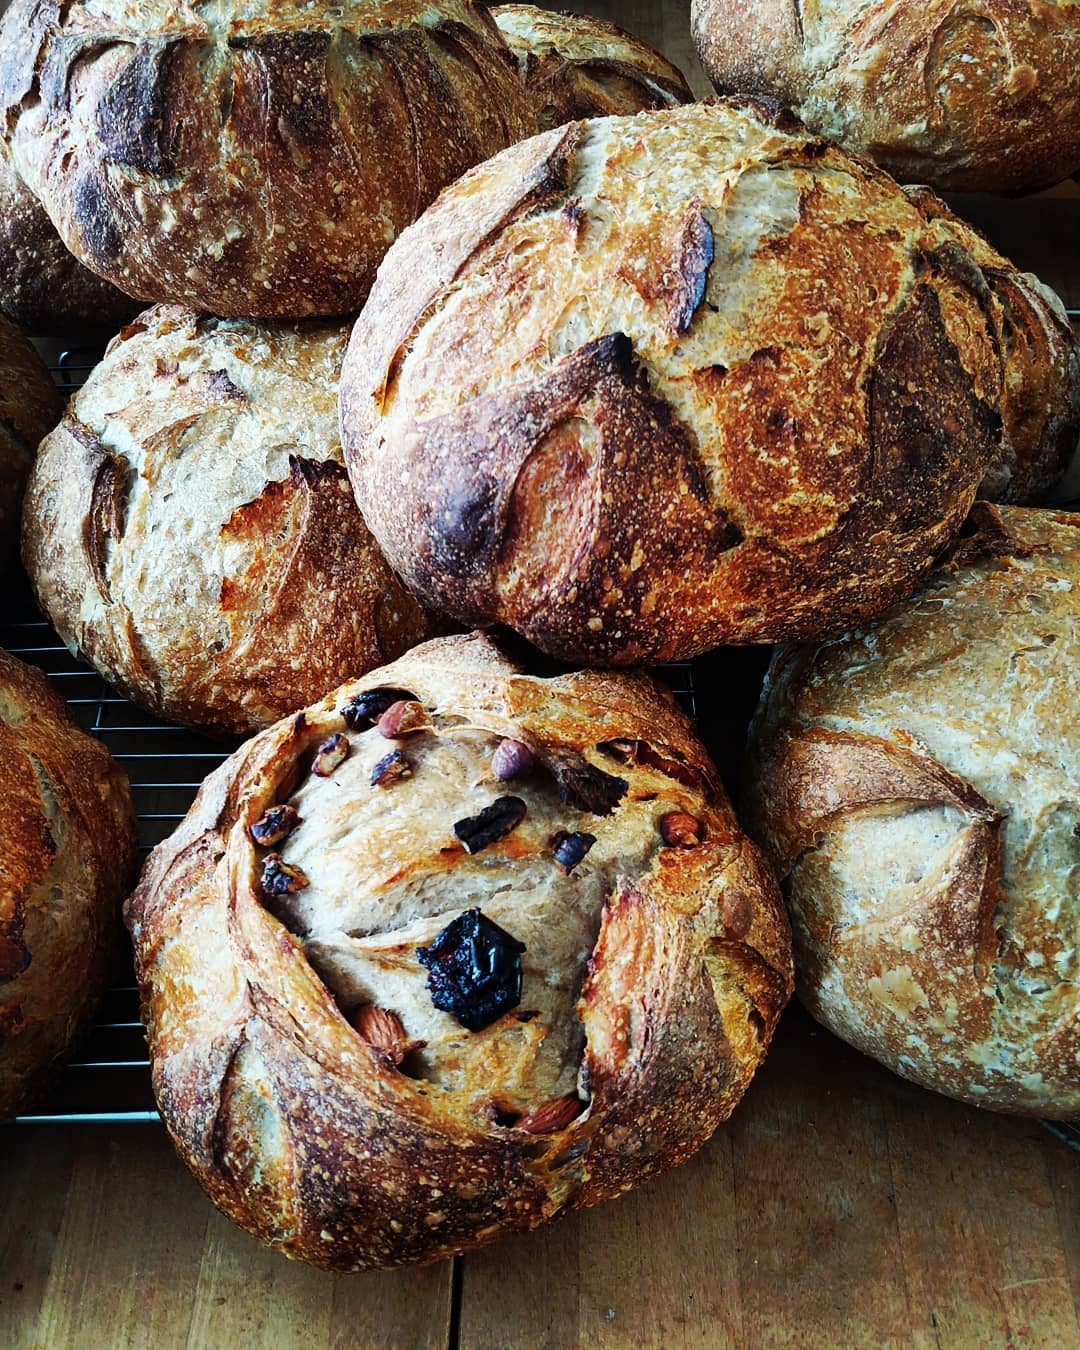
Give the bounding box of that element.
[0,313,62,565]
[491,5,692,129]
[0,154,139,333]
[745,503,1080,1116]
[904,187,1080,505]
[126,632,792,1271]
[0,648,137,1117]
[341,100,1004,663]
[692,0,1080,194]
[22,304,438,736]
[0,0,531,318]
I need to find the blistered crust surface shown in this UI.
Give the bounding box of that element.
[692,0,1080,193]
[126,632,793,1271]
[0,648,137,1117]
[0,0,531,317]
[22,304,435,736]
[0,313,62,565]
[747,504,1080,1116]
[342,100,1003,663]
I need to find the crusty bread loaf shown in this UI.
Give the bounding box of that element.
[903,188,1080,505]
[341,99,1005,664]
[0,649,137,1118]
[23,305,437,737]
[0,0,531,318]
[692,0,1080,193]
[127,632,793,1271]
[492,5,692,129]
[0,314,62,565]
[746,504,1080,1117]
[0,155,139,334]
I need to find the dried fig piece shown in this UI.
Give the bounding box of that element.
[492,738,535,781]
[453,797,527,853]
[544,749,628,816]
[377,700,431,739]
[249,804,301,847]
[370,749,411,788]
[312,732,348,777]
[416,908,526,1031]
[261,853,309,895]
[340,687,418,730]
[550,830,596,875]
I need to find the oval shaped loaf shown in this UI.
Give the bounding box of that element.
[692,0,1080,194]
[0,649,137,1118]
[746,504,1080,1117]
[0,0,530,318]
[126,632,793,1271]
[341,99,1004,664]
[23,305,436,736]
[0,313,62,566]
[492,5,693,130]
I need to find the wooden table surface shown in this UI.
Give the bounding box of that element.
[2,3,1079,1347]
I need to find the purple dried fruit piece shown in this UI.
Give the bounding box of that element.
[249,804,301,847]
[544,749,627,816]
[371,749,412,788]
[261,853,309,896]
[416,908,526,1031]
[453,796,527,854]
[492,738,535,781]
[312,732,349,777]
[341,687,418,730]
[551,830,596,875]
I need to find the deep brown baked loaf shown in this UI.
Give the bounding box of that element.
[0,314,62,565]
[0,155,139,334]
[341,99,1005,665]
[492,5,692,129]
[0,649,137,1118]
[904,188,1080,505]
[23,304,437,737]
[127,632,793,1270]
[691,0,1080,194]
[746,504,1080,1118]
[0,0,530,318]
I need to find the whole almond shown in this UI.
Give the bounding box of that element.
[660,811,703,848]
[354,1005,425,1067]
[515,1094,585,1134]
[377,700,431,739]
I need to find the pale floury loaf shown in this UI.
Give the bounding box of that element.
[127,633,793,1270]
[692,0,1080,193]
[747,505,1080,1117]
[341,100,1006,665]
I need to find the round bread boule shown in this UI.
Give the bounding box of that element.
[0,155,140,334]
[0,313,62,566]
[341,99,1004,665]
[745,504,1080,1117]
[491,4,693,130]
[22,304,437,737]
[0,0,530,319]
[126,632,793,1271]
[0,648,137,1118]
[903,187,1080,506]
[691,0,1080,194]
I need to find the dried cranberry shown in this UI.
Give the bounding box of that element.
[416,908,526,1031]
[453,797,527,854]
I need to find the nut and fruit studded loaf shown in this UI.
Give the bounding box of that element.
[0,312,62,565]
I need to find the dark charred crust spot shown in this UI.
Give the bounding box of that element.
[416,908,526,1031]
[84,448,132,603]
[95,40,181,175]
[433,474,501,568]
[543,750,627,817]
[341,687,419,730]
[453,796,528,853]
[73,173,123,264]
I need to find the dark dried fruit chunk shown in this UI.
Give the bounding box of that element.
[370,749,412,788]
[249,804,301,847]
[261,853,309,896]
[545,749,628,816]
[453,796,527,853]
[341,687,418,730]
[660,812,704,848]
[377,699,431,739]
[551,830,596,875]
[416,908,526,1031]
[312,732,348,777]
[516,1095,585,1134]
[492,738,535,781]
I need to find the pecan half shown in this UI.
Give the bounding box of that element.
[660,812,703,848]
[370,749,411,788]
[453,797,527,853]
[249,804,301,847]
[312,732,349,777]
[341,687,418,730]
[261,853,309,895]
[492,738,535,781]
[377,700,431,739]
[354,1005,426,1067]
[516,1095,585,1134]
[551,830,596,875]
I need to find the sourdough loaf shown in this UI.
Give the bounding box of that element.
[23,305,437,736]
[0,0,530,318]
[746,504,1080,1117]
[341,100,1004,664]
[127,632,793,1270]
[692,0,1080,193]
[0,314,62,565]
[0,649,137,1117]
